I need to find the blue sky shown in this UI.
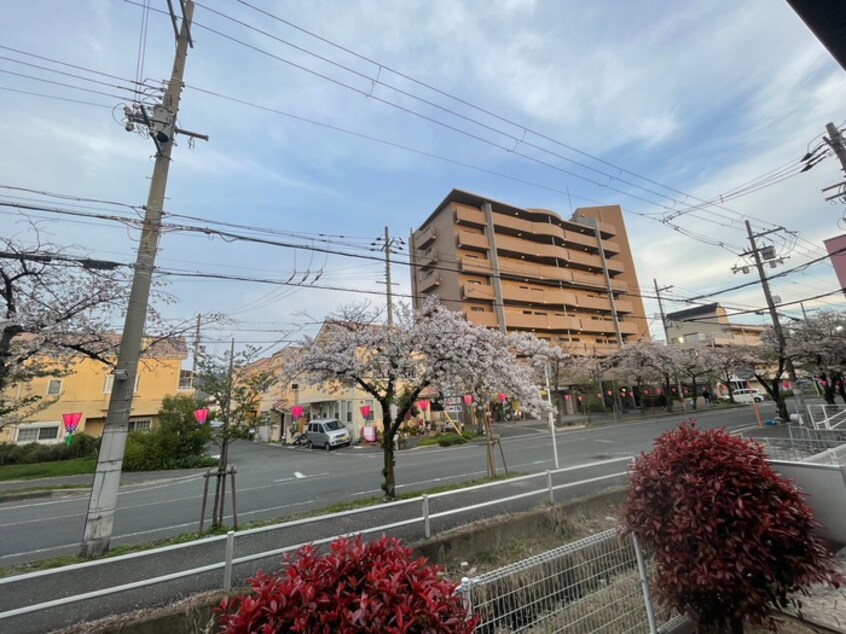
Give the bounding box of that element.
[2,0,846,355]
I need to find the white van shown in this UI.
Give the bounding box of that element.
[732,388,764,403]
[306,418,351,450]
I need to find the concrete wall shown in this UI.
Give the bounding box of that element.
[770,460,846,544]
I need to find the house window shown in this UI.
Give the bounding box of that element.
[290,382,299,390]
[471,306,485,312]
[104,374,140,394]
[178,370,193,391]
[346,400,353,423]
[17,426,60,444]
[46,379,63,396]
[127,419,152,433]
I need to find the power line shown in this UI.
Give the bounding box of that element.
[0,85,114,109]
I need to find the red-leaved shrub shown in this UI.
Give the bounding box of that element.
[624,422,841,632]
[216,535,478,633]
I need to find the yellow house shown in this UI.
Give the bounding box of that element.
[0,337,190,445]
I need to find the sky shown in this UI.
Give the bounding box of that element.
[2,0,846,357]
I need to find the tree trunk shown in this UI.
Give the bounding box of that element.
[380,406,396,499]
[663,377,673,412]
[771,379,789,421]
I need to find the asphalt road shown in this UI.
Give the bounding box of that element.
[0,404,773,568]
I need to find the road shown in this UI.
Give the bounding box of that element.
[0,404,771,567]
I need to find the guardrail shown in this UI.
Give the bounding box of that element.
[0,457,632,633]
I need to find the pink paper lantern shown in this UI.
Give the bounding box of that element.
[291,405,304,419]
[596,392,602,399]
[497,392,507,403]
[783,381,791,390]
[577,396,584,402]
[192,408,209,425]
[463,394,473,406]
[564,394,570,401]
[643,389,649,395]
[606,390,612,396]
[62,412,83,433]
[417,400,429,412]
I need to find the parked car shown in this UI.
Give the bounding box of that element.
[731,388,764,403]
[306,418,351,450]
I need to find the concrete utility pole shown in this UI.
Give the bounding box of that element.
[81,2,198,558]
[375,226,401,327]
[654,279,686,412]
[743,220,808,422]
[825,122,846,176]
[191,313,202,377]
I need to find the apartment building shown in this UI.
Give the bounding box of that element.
[409,189,648,355]
[665,303,765,347]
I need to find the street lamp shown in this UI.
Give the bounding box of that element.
[62,412,82,446]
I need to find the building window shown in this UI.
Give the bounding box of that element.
[46,379,63,396]
[178,370,193,391]
[127,419,152,433]
[104,374,140,394]
[290,382,300,390]
[471,306,485,312]
[346,400,353,423]
[17,425,60,444]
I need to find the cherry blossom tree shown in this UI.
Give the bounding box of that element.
[1,229,218,429]
[289,300,551,499]
[786,310,846,405]
[676,344,719,409]
[709,344,751,403]
[739,332,791,420]
[609,338,683,412]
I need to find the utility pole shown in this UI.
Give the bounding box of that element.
[192,314,202,377]
[742,220,808,422]
[374,226,402,327]
[654,279,686,412]
[825,122,846,177]
[81,2,202,558]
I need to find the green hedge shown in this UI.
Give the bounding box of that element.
[0,434,100,466]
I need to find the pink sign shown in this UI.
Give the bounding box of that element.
[193,408,209,425]
[463,394,473,406]
[291,405,304,419]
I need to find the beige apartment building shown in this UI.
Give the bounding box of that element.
[409,189,648,355]
[665,303,765,348]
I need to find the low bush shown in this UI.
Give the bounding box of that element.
[0,434,100,466]
[417,432,469,447]
[623,421,842,632]
[216,535,477,633]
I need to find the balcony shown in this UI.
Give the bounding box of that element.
[602,239,621,255]
[580,318,619,334]
[419,274,441,292]
[566,250,603,269]
[605,259,626,274]
[576,295,612,311]
[546,314,582,330]
[501,284,545,304]
[505,312,549,330]
[619,321,640,335]
[464,310,499,328]
[419,249,438,269]
[417,225,436,247]
[459,256,492,275]
[615,299,634,314]
[462,283,495,301]
[457,230,488,252]
[454,204,486,227]
[496,234,564,260]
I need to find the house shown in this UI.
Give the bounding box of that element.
[0,336,190,445]
[665,303,765,347]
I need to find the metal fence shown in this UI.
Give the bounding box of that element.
[457,529,685,634]
[0,458,633,634]
[807,404,846,430]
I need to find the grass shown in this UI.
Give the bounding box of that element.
[0,471,525,579]
[0,457,97,481]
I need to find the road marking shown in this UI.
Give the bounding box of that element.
[294,471,306,479]
[595,439,615,443]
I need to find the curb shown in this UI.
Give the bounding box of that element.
[0,487,89,503]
